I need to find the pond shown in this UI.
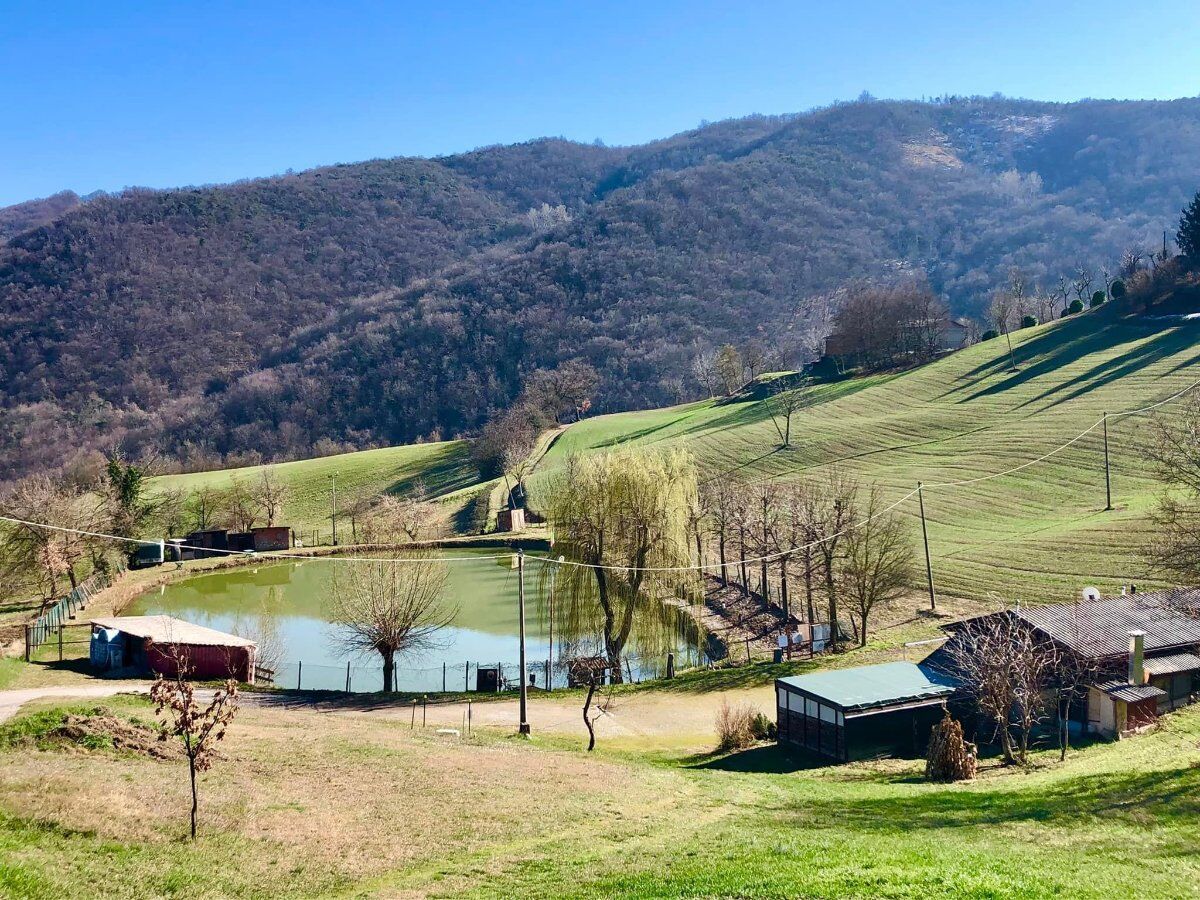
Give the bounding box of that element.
[127,550,688,692]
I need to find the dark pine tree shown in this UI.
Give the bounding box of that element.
[1178,191,1200,261]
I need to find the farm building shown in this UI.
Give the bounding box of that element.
[90,615,258,683]
[926,589,1200,741]
[775,662,956,761]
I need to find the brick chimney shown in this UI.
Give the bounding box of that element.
[1128,630,1146,685]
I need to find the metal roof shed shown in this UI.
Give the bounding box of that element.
[775,662,956,762]
[89,615,257,683]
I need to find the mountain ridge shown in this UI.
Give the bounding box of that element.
[2,95,1199,479]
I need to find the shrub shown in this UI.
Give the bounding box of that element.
[1067,298,1084,315]
[1020,315,1038,328]
[1110,278,1127,300]
[1090,290,1107,308]
[715,699,771,752]
[980,329,1000,341]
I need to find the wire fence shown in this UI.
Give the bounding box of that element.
[272,648,709,694]
[24,570,117,660]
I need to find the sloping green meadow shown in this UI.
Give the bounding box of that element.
[533,307,1200,604]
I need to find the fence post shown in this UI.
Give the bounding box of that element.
[443,661,446,693]
[545,659,551,692]
[297,660,303,690]
[465,661,469,691]
[58,622,63,661]
[25,625,31,662]
[345,660,351,693]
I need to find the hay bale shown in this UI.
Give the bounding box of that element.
[925,708,977,782]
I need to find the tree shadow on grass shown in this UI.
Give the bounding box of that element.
[686,743,830,774]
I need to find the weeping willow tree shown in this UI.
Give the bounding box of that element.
[545,447,701,682]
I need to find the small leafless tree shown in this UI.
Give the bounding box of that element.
[742,342,768,381]
[327,555,454,692]
[813,471,858,651]
[691,347,721,398]
[250,467,290,527]
[150,666,240,839]
[765,377,812,449]
[838,486,914,646]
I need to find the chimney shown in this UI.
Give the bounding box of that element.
[1128,630,1146,685]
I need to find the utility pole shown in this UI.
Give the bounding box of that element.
[917,482,936,611]
[1103,412,1113,511]
[330,471,339,546]
[517,550,531,735]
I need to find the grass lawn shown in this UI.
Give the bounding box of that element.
[532,306,1200,605]
[1,685,1198,898]
[150,440,479,538]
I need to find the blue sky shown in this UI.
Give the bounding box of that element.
[2,0,1198,206]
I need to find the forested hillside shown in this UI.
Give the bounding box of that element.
[3,96,1200,477]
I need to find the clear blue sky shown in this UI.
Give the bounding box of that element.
[2,0,1198,206]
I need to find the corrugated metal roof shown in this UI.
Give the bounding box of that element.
[90,615,256,648]
[777,662,956,711]
[1015,596,1200,659]
[1144,653,1200,676]
[1096,680,1167,703]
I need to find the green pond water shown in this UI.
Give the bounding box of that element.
[128,550,564,692]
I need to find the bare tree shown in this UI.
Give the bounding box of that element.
[327,555,454,692]
[150,667,239,839]
[1071,261,1095,306]
[1142,394,1200,582]
[250,467,290,527]
[764,377,813,449]
[812,471,857,651]
[185,486,223,531]
[705,479,737,587]
[0,474,104,602]
[691,347,721,398]
[742,342,768,381]
[223,477,260,532]
[838,486,914,646]
[715,345,744,395]
[944,612,1055,764]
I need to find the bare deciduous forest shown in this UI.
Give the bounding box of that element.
[3,96,1199,479]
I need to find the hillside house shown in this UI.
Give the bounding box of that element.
[926,590,1200,741]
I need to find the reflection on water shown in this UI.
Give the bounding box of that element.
[129,551,558,692]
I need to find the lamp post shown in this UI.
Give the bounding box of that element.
[517,550,530,735]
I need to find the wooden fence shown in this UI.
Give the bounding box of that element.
[24,570,115,661]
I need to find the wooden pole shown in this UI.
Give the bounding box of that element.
[345,660,351,693]
[58,622,63,661]
[517,551,531,735]
[297,660,302,690]
[918,482,937,611]
[1103,412,1113,511]
[442,661,446,693]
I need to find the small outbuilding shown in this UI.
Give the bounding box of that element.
[776,661,956,762]
[90,615,258,683]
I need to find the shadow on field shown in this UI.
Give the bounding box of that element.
[687,744,828,774]
[383,444,478,499]
[946,312,1196,411]
[787,765,1200,831]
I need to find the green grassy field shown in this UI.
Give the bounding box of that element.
[1,691,1197,898]
[150,440,478,537]
[531,306,1200,604]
